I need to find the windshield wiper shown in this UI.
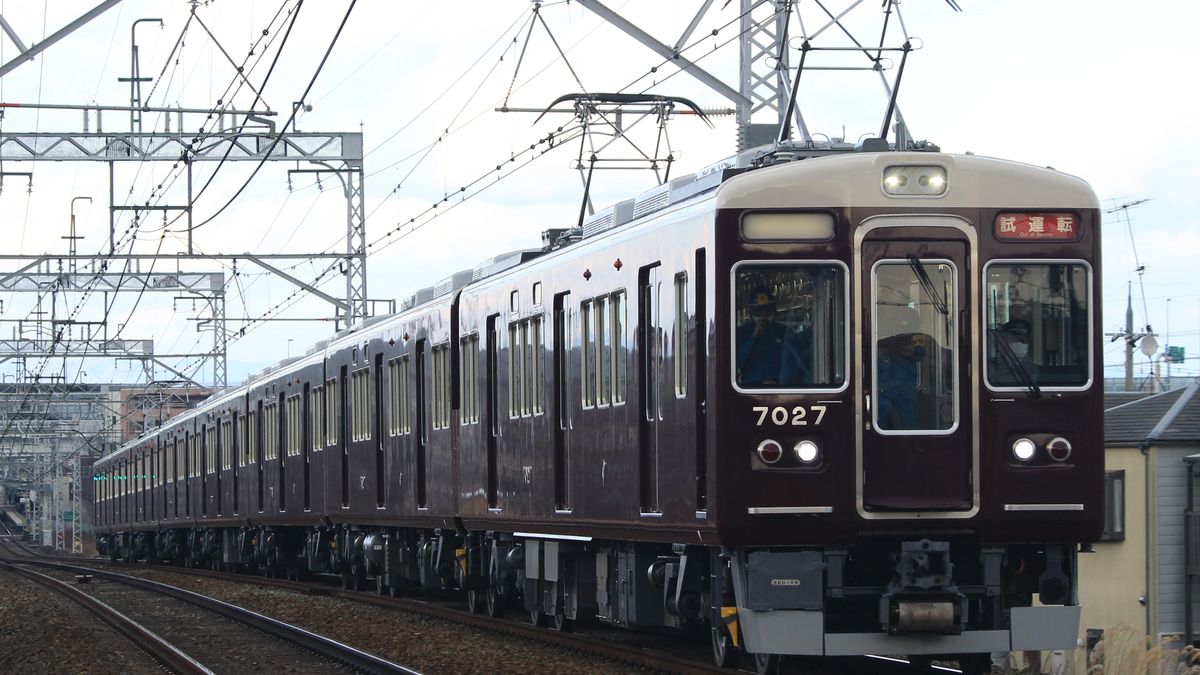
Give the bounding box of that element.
[907,255,949,316]
[990,328,1042,399]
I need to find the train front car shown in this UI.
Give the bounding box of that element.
[710,151,1103,669]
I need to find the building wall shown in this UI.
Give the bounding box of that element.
[1154,444,1199,639]
[1078,444,1148,638]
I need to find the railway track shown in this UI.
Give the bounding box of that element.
[53,557,970,675]
[0,522,970,675]
[0,559,419,675]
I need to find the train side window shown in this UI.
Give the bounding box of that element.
[675,274,688,397]
[436,344,453,429]
[234,415,243,467]
[389,356,412,434]
[534,317,546,413]
[1101,470,1125,542]
[611,292,626,404]
[287,394,303,455]
[351,368,372,440]
[311,385,325,450]
[325,377,340,447]
[581,300,596,408]
[222,420,233,469]
[509,322,522,417]
[461,334,480,424]
[598,295,611,406]
[246,410,258,465]
[189,433,198,477]
[985,262,1091,390]
[508,319,543,416]
[207,425,218,475]
[264,402,279,460]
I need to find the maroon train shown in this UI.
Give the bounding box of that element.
[94,140,1104,673]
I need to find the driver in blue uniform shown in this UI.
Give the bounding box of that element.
[736,287,808,387]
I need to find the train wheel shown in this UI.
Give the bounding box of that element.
[466,588,485,614]
[754,653,783,675]
[485,583,505,618]
[711,624,740,669]
[550,612,573,633]
[376,575,388,596]
[530,610,550,628]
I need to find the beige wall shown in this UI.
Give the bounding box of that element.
[1078,444,1148,637]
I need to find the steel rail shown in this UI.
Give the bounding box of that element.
[15,560,422,675]
[0,561,212,674]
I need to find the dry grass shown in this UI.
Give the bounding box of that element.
[1086,622,1200,674]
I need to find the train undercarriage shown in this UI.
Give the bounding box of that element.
[97,527,1079,674]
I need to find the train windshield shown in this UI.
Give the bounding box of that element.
[733,264,846,390]
[873,259,957,432]
[986,262,1091,389]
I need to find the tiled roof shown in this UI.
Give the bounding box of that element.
[1105,382,1200,445]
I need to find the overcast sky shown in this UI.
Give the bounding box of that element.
[0,0,1195,389]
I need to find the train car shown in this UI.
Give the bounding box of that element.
[94,139,1103,674]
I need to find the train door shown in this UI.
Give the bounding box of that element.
[553,293,571,511]
[416,340,428,509]
[639,263,663,514]
[858,218,975,514]
[486,315,500,509]
[305,383,313,511]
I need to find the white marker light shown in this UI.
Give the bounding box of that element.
[1013,438,1037,462]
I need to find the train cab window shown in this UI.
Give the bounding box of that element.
[733,264,846,390]
[873,260,957,432]
[985,262,1091,390]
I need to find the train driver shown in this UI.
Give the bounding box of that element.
[991,318,1040,385]
[875,306,928,430]
[736,286,809,387]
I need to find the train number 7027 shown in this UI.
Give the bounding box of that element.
[753,405,828,426]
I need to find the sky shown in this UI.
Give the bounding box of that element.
[0,0,1195,391]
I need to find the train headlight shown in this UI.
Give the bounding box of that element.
[756,439,784,464]
[882,165,947,196]
[1012,437,1037,462]
[1047,437,1073,462]
[794,440,820,464]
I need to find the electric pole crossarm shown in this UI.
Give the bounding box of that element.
[0,271,223,293]
[0,131,361,162]
[145,357,210,394]
[0,0,125,78]
[573,0,751,108]
[0,338,153,358]
[241,254,351,314]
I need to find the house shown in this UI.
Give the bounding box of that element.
[1078,381,1200,650]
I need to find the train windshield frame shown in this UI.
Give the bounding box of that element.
[871,258,959,434]
[731,261,848,392]
[985,260,1093,391]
